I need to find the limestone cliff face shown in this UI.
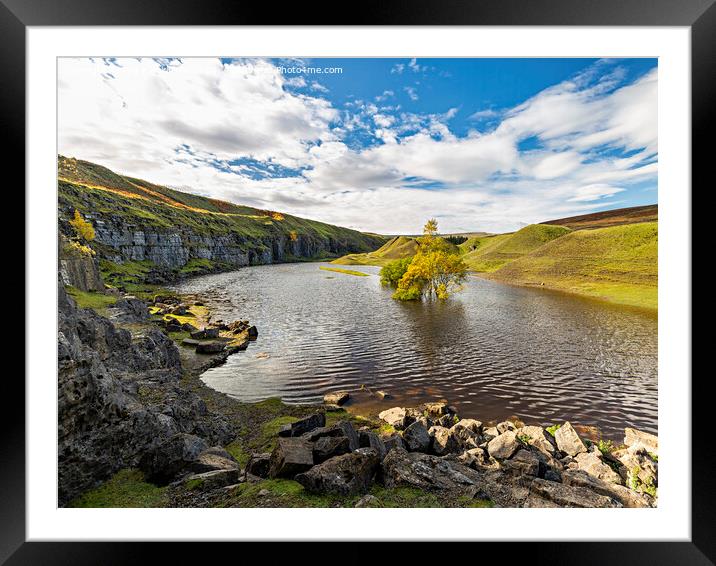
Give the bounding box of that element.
[57,282,233,505]
[58,235,104,291]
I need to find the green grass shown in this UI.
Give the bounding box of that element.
[461,224,570,273]
[488,222,657,310]
[332,235,462,266]
[65,286,117,312]
[319,266,370,277]
[67,469,168,508]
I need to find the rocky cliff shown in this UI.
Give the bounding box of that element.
[57,157,385,277]
[58,281,233,505]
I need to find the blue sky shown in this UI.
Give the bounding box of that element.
[58,57,657,233]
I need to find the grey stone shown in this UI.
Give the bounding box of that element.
[429,426,455,456]
[245,453,271,478]
[449,420,482,451]
[184,468,239,490]
[554,422,587,457]
[359,430,387,460]
[624,427,658,455]
[381,447,482,490]
[383,434,406,452]
[402,421,431,452]
[268,437,314,478]
[562,470,651,508]
[573,451,623,485]
[195,341,226,354]
[517,425,555,456]
[295,448,380,495]
[323,391,350,406]
[527,478,621,508]
[496,421,517,434]
[354,494,382,508]
[487,431,520,460]
[139,433,209,484]
[313,436,351,463]
[190,446,239,474]
[278,413,326,437]
[378,407,414,430]
[502,449,540,477]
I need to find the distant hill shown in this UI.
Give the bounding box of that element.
[488,222,657,310]
[541,204,658,230]
[460,224,571,273]
[332,235,419,266]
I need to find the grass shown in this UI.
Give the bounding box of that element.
[65,286,117,313]
[332,235,462,267]
[545,424,562,437]
[319,266,370,277]
[67,469,168,508]
[460,224,570,273]
[487,221,657,310]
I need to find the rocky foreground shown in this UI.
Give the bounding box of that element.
[59,280,658,508]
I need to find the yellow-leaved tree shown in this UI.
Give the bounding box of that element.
[391,218,467,301]
[69,209,95,242]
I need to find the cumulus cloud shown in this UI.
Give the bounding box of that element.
[58,58,657,233]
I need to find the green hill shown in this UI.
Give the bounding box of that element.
[488,222,657,310]
[461,224,571,272]
[332,236,419,266]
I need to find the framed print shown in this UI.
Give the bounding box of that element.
[8,0,709,562]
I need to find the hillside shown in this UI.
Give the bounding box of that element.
[488,222,657,310]
[460,224,571,272]
[541,204,658,230]
[331,236,419,266]
[58,156,386,288]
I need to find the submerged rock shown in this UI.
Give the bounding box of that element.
[323,391,350,406]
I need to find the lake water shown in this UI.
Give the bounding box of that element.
[173,262,657,439]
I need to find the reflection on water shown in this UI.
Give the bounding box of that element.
[174,262,657,439]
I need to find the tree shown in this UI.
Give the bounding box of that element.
[69,209,95,242]
[392,219,467,301]
[380,257,413,287]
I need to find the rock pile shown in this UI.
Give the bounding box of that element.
[239,401,658,508]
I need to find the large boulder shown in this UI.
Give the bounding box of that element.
[278,413,326,437]
[624,428,658,455]
[313,436,351,463]
[516,425,555,456]
[422,401,449,419]
[139,433,209,484]
[501,449,540,477]
[448,420,482,451]
[190,446,239,474]
[554,422,587,457]
[526,477,621,508]
[562,470,651,508]
[616,446,658,493]
[113,297,150,322]
[301,420,359,451]
[487,431,520,460]
[295,448,380,496]
[402,421,431,452]
[383,434,406,452]
[381,447,481,490]
[246,453,271,478]
[359,430,387,460]
[195,341,226,354]
[429,426,455,456]
[571,451,622,485]
[268,437,314,478]
[378,407,414,430]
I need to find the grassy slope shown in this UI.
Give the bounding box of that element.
[541,204,658,231]
[58,155,386,251]
[487,221,657,310]
[331,235,419,266]
[461,224,571,273]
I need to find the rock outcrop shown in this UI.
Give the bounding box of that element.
[58,281,233,505]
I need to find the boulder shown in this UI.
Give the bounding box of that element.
[295,448,380,496]
[313,436,351,463]
[617,446,658,491]
[301,420,360,451]
[268,437,314,478]
[458,447,496,470]
[323,391,350,406]
[496,421,517,434]
[278,413,326,437]
[245,453,271,478]
[562,470,651,508]
[487,431,520,460]
[517,425,555,456]
[383,434,406,452]
[554,422,587,457]
[381,447,482,490]
[572,451,623,485]
[624,428,658,455]
[378,407,414,430]
[139,433,209,484]
[482,426,499,440]
[247,325,259,339]
[190,328,220,340]
[195,341,226,354]
[190,446,239,474]
[429,426,455,456]
[114,297,150,321]
[402,421,431,452]
[449,420,482,451]
[422,401,449,419]
[502,449,540,477]
[435,414,456,428]
[184,468,240,490]
[526,477,621,508]
[359,430,387,460]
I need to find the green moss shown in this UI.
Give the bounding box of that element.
[545,424,562,437]
[65,286,117,313]
[67,469,168,508]
[225,441,251,468]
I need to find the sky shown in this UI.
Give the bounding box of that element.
[58,57,658,234]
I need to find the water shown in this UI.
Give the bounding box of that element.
[173,262,657,439]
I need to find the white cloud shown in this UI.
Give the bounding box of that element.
[403,86,419,101]
[58,58,657,234]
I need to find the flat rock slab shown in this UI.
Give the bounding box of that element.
[323,391,350,406]
[527,477,621,508]
[562,469,651,508]
[381,447,482,490]
[313,436,351,463]
[487,430,520,460]
[624,427,658,455]
[184,469,240,490]
[195,341,226,354]
[278,413,326,437]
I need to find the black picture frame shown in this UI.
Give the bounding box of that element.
[6,0,706,563]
